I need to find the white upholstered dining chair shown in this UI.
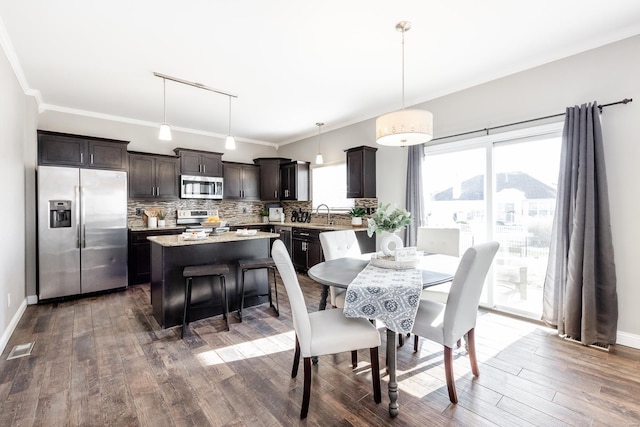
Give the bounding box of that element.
[271,239,381,419]
[417,227,461,304]
[411,241,499,404]
[319,229,361,308]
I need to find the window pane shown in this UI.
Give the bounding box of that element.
[311,163,354,211]
[493,137,561,317]
[423,148,486,252]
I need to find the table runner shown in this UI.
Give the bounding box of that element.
[342,263,422,333]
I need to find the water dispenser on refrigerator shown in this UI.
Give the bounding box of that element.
[49,200,72,228]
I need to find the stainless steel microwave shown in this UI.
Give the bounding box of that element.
[180,175,223,199]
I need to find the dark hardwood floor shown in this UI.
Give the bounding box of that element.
[1,273,639,426]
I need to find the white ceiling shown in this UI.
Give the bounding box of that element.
[2,1,640,146]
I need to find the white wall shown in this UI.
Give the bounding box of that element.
[279,34,640,347]
[0,42,32,352]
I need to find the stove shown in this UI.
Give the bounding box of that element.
[176,209,229,234]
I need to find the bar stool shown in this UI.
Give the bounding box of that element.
[237,258,279,321]
[182,263,230,338]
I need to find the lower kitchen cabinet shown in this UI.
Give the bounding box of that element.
[274,225,292,257]
[292,228,323,272]
[128,228,184,285]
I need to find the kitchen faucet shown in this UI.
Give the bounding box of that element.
[316,204,332,225]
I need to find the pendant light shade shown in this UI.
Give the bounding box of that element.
[315,122,324,165]
[159,78,172,141]
[225,95,236,150]
[376,21,433,146]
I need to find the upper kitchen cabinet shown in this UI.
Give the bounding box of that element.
[38,130,129,170]
[345,146,377,198]
[280,161,309,201]
[128,152,179,200]
[173,148,223,177]
[223,162,260,200]
[253,157,290,201]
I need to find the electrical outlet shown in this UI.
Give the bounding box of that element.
[136,208,143,215]
[243,207,247,214]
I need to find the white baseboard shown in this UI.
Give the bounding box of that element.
[0,298,27,355]
[617,331,640,350]
[26,295,38,305]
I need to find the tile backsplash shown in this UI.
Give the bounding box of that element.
[128,198,378,228]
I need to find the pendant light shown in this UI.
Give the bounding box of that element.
[159,78,172,141]
[375,21,433,146]
[315,122,324,165]
[225,95,236,150]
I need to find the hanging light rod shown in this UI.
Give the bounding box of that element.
[153,72,238,98]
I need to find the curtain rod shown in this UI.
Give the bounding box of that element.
[429,98,633,142]
[153,72,238,98]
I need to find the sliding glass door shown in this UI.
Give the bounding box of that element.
[423,125,562,318]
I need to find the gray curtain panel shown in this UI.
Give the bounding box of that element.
[542,102,618,345]
[404,144,424,247]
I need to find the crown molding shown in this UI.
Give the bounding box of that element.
[41,104,278,148]
[0,15,43,108]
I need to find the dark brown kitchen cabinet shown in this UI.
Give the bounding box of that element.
[128,152,179,199]
[223,162,260,200]
[253,157,290,201]
[345,146,377,198]
[174,148,223,177]
[280,161,309,201]
[292,228,323,272]
[38,130,128,170]
[128,228,184,285]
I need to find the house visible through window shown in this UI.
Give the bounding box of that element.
[422,123,562,319]
[311,163,354,212]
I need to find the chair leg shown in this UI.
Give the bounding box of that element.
[351,350,357,368]
[443,346,458,404]
[467,328,479,377]
[182,277,192,338]
[237,269,246,322]
[271,267,280,316]
[220,275,229,331]
[300,357,312,419]
[413,334,419,352]
[292,337,301,378]
[370,347,381,404]
[398,333,404,347]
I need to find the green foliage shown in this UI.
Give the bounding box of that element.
[367,203,412,237]
[260,209,269,216]
[347,207,366,217]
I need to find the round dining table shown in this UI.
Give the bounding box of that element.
[307,253,458,418]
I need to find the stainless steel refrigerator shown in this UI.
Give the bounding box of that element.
[37,166,128,300]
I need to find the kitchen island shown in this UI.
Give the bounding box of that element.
[149,231,280,328]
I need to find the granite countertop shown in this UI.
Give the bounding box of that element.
[129,225,186,232]
[130,222,368,233]
[147,231,280,247]
[249,222,369,232]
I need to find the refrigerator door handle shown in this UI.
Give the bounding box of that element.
[75,185,81,248]
[80,185,86,248]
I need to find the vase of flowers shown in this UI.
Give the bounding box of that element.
[367,203,412,256]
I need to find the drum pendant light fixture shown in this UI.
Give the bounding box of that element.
[315,122,324,165]
[375,21,433,146]
[158,78,172,141]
